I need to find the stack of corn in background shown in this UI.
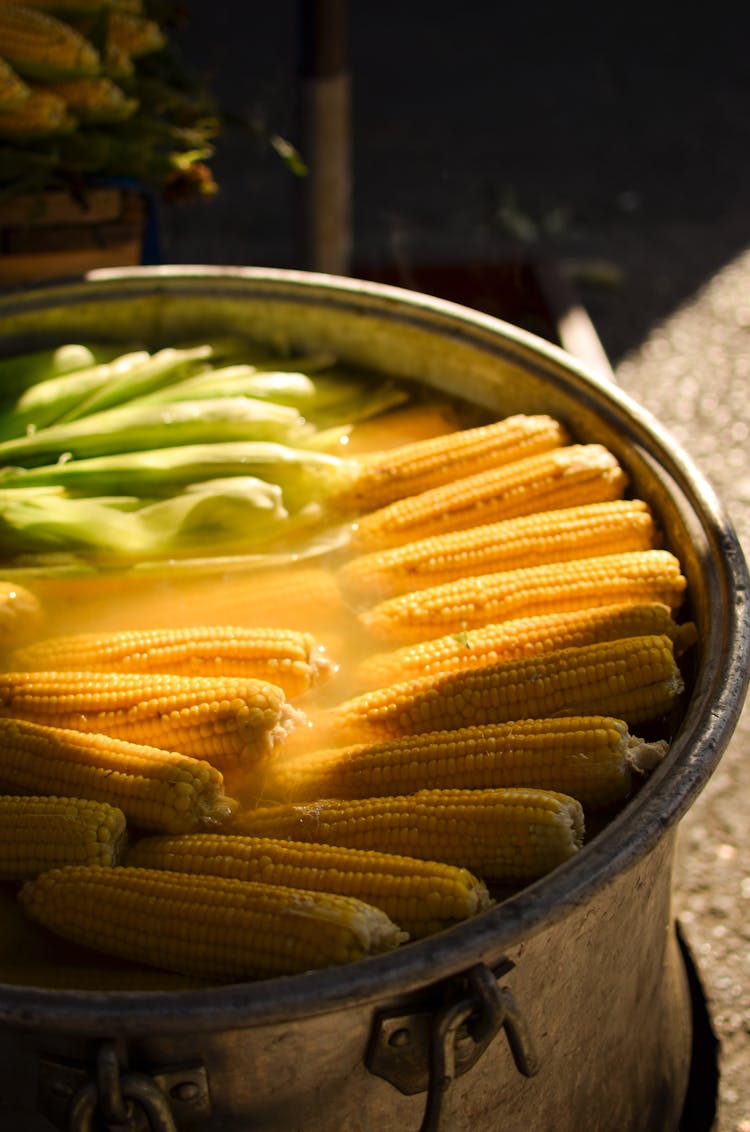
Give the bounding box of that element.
[0,0,219,208]
[0,394,697,986]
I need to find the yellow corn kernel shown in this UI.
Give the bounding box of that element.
[339,414,569,512]
[267,716,667,810]
[360,549,687,645]
[357,601,697,690]
[228,787,585,884]
[0,4,101,81]
[346,400,461,455]
[12,625,332,699]
[0,670,304,772]
[0,717,236,833]
[0,580,44,652]
[20,866,408,980]
[328,634,684,742]
[349,444,628,552]
[126,832,493,939]
[0,794,126,878]
[339,499,657,603]
[0,55,30,111]
[0,85,76,135]
[44,75,137,122]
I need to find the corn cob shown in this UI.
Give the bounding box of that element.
[350,444,628,552]
[126,832,493,939]
[106,10,165,55]
[0,794,126,878]
[348,439,628,550]
[0,85,76,135]
[267,716,668,810]
[338,414,569,512]
[328,634,684,742]
[339,499,657,603]
[346,400,460,455]
[20,866,408,980]
[0,717,236,833]
[228,787,585,884]
[0,55,30,111]
[357,601,697,690]
[158,564,350,639]
[360,549,687,644]
[12,626,332,699]
[0,671,304,772]
[101,38,132,77]
[44,75,137,122]
[0,4,101,81]
[0,580,44,652]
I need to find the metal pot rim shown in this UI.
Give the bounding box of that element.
[0,265,747,1034]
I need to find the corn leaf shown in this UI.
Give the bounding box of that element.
[0,397,321,467]
[0,441,359,511]
[56,344,215,421]
[0,351,150,441]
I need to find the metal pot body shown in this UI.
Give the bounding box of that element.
[0,267,746,1132]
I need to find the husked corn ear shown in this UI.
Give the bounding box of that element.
[0,670,304,772]
[20,866,408,980]
[12,626,332,699]
[0,85,76,135]
[127,832,493,939]
[340,500,657,603]
[361,549,687,644]
[268,716,667,810]
[357,601,697,690]
[339,414,569,512]
[228,788,585,883]
[44,75,137,121]
[105,11,165,55]
[329,634,684,741]
[0,4,101,80]
[0,55,30,111]
[168,564,349,638]
[0,717,236,833]
[0,580,44,651]
[350,444,628,552]
[102,38,133,76]
[0,794,126,878]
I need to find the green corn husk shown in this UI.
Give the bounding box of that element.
[0,397,323,466]
[130,366,319,407]
[0,351,149,440]
[0,343,116,403]
[0,477,304,563]
[0,441,359,510]
[132,365,410,425]
[55,344,217,421]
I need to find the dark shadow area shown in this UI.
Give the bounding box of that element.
[163,2,750,365]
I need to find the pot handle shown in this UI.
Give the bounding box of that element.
[366,961,539,1132]
[64,1039,178,1132]
[68,1071,178,1132]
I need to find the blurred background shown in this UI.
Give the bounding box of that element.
[161,1,750,364]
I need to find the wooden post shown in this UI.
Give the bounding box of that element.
[299,0,352,275]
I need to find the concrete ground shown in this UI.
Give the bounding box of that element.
[160,4,750,1127]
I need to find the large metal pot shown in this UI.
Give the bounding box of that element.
[0,266,746,1132]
